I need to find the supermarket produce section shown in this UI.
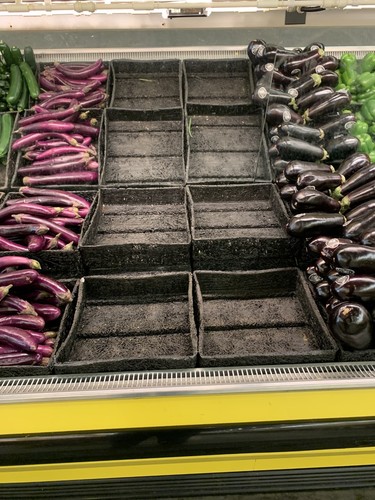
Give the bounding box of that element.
[1,40,375,495]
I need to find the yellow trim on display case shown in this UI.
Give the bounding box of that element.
[2,387,375,436]
[1,447,375,484]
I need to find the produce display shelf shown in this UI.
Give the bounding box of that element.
[1,45,375,494]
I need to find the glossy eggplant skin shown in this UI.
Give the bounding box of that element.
[265,103,304,126]
[319,114,356,140]
[332,275,375,302]
[316,257,330,275]
[296,87,335,112]
[315,280,331,301]
[278,123,323,143]
[333,244,375,273]
[284,160,333,181]
[306,56,340,74]
[287,212,345,238]
[291,187,340,213]
[320,237,354,263]
[280,48,324,75]
[346,200,375,222]
[335,152,370,179]
[361,230,375,247]
[259,45,302,64]
[335,162,375,200]
[296,171,343,191]
[276,138,327,162]
[303,42,325,52]
[275,171,289,188]
[272,157,289,174]
[279,184,298,200]
[255,63,297,86]
[253,86,296,107]
[325,296,342,312]
[247,39,267,64]
[308,235,333,254]
[325,136,360,162]
[304,91,351,122]
[287,73,322,98]
[319,70,339,88]
[341,180,375,212]
[329,301,373,350]
[343,211,375,241]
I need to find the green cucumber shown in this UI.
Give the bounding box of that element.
[0,41,13,67]
[23,46,37,74]
[10,46,23,66]
[19,61,40,99]
[0,113,14,158]
[6,64,22,106]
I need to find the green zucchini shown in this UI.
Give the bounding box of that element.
[6,64,22,106]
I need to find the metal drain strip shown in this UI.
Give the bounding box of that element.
[1,363,375,401]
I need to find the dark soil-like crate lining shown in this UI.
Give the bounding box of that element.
[80,186,191,274]
[54,272,197,373]
[184,59,254,107]
[0,111,19,192]
[188,183,300,270]
[195,268,338,367]
[0,279,78,377]
[0,190,98,279]
[10,109,104,190]
[186,105,270,184]
[110,59,183,109]
[102,108,186,186]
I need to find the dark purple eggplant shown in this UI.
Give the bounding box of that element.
[275,171,290,188]
[280,48,324,75]
[296,170,343,191]
[303,42,325,52]
[286,212,345,238]
[275,138,328,162]
[329,301,373,350]
[259,45,301,64]
[320,238,354,263]
[291,187,340,213]
[332,275,375,302]
[327,269,346,284]
[343,212,375,241]
[335,152,370,180]
[268,144,279,158]
[253,86,297,108]
[306,265,317,276]
[341,180,375,212]
[296,87,335,112]
[308,235,333,254]
[265,103,303,126]
[325,296,342,312]
[306,56,340,74]
[318,70,339,88]
[272,157,289,174]
[287,73,322,98]
[333,244,375,273]
[308,272,325,285]
[315,280,331,301]
[269,135,279,145]
[278,123,324,143]
[318,114,356,139]
[279,184,298,200]
[315,257,331,275]
[285,160,333,182]
[255,63,296,86]
[304,91,351,122]
[247,39,267,64]
[345,200,375,222]
[269,126,279,137]
[325,136,360,162]
[361,231,375,247]
[334,162,375,200]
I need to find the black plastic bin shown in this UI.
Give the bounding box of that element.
[54,272,197,373]
[195,268,338,367]
[80,186,191,274]
[188,183,300,270]
[110,59,183,109]
[102,108,186,186]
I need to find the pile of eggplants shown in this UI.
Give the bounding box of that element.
[11,101,100,186]
[0,187,91,252]
[249,40,375,351]
[38,59,108,109]
[0,256,72,366]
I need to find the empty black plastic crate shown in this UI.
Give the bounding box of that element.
[110,59,183,109]
[102,108,186,186]
[186,105,270,184]
[80,187,191,274]
[188,183,300,270]
[184,59,254,106]
[54,273,197,373]
[195,269,338,367]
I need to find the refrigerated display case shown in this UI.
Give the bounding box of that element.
[1,2,375,497]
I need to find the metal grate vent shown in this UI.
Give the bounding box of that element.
[1,363,375,402]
